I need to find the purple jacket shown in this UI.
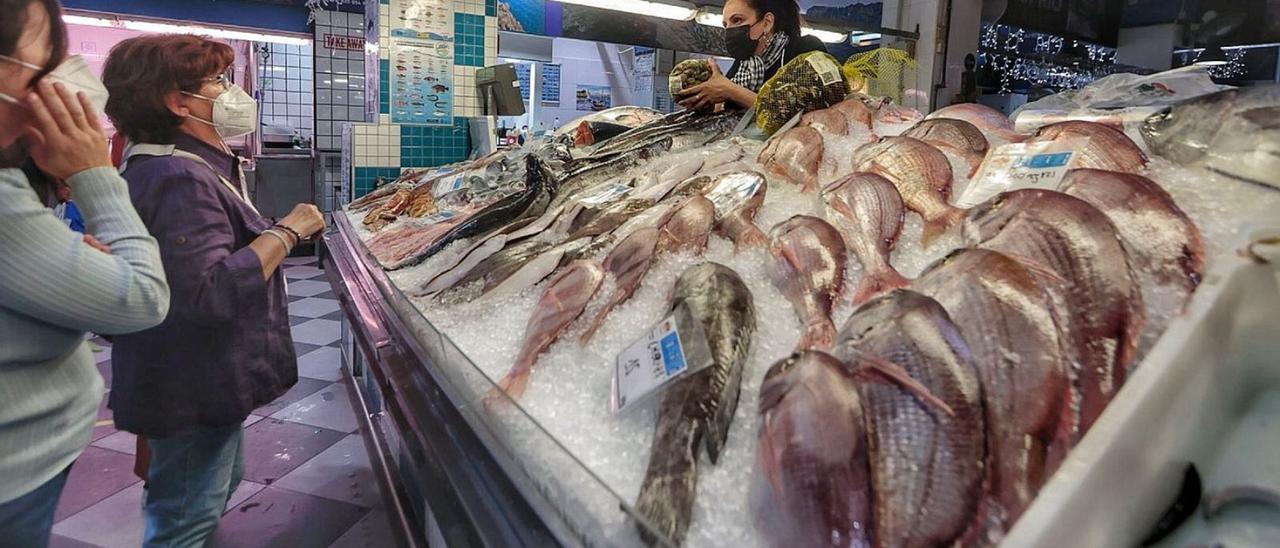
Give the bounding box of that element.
[110,134,297,438]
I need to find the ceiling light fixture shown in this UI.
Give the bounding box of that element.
[63,13,312,46]
[556,0,697,21]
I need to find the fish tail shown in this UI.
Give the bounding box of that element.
[922,207,965,247]
[493,359,533,400]
[635,416,701,546]
[851,267,911,306]
[796,317,838,351]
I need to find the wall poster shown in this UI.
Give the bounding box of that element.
[575,84,611,111]
[389,0,456,126]
[540,63,561,105]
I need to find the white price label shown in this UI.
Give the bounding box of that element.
[610,304,712,414]
[957,140,1083,208]
[806,54,842,86]
[579,183,633,206]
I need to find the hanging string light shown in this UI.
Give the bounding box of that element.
[978,23,1117,93]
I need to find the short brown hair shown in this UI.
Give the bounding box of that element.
[102,34,234,144]
[0,0,69,80]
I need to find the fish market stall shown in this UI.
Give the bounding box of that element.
[323,71,1280,547]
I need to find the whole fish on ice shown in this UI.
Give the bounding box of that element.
[491,260,604,399]
[964,189,1144,439]
[767,216,848,351]
[635,263,755,545]
[758,126,824,192]
[578,228,660,344]
[750,350,873,548]
[902,118,990,177]
[927,103,1024,142]
[832,290,986,548]
[656,195,716,255]
[708,171,769,250]
[1060,169,1205,356]
[852,136,964,246]
[1140,85,1280,188]
[915,248,1073,533]
[822,172,910,305]
[1027,121,1147,173]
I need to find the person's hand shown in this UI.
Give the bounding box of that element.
[676,61,736,111]
[22,81,112,180]
[279,203,326,240]
[83,234,111,254]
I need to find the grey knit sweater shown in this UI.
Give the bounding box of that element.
[0,166,169,504]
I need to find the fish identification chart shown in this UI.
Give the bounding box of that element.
[390,0,455,126]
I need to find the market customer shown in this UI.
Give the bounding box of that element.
[0,0,171,545]
[102,34,325,547]
[677,0,827,111]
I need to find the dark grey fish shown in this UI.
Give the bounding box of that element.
[964,189,1145,441]
[635,263,755,546]
[831,290,985,548]
[914,248,1073,533]
[433,239,552,300]
[1061,169,1205,356]
[387,155,558,270]
[750,350,873,548]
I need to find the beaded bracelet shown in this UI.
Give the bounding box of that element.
[272,223,304,243]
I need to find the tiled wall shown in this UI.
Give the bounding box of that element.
[315,10,369,150]
[258,43,315,140]
[346,0,499,198]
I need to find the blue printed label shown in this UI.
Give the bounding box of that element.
[1022,152,1072,168]
[660,332,686,376]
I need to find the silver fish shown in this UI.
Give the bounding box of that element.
[1141,85,1280,188]
[635,263,755,545]
[823,172,910,305]
[768,216,847,351]
[902,118,990,177]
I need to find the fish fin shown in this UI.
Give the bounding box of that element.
[850,350,956,417]
[921,207,965,247]
[634,414,701,546]
[796,317,838,351]
[493,366,532,400]
[851,267,911,306]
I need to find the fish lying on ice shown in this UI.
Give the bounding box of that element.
[964,189,1145,440]
[832,289,986,548]
[635,263,755,545]
[852,136,964,246]
[800,108,854,136]
[902,118,990,177]
[750,350,873,548]
[491,260,605,399]
[1027,121,1147,173]
[708,172,769,250]
[578,227,660,344]
[758,126,824,192]
[926,103,1023,142]
[1140,85,1280,188]
[767,216,848,351]
[480,236,605,300]
[1060,169,1205,356]
[656,195,716,255]
[831,97,877,132]
[822,172,910,305]
[914,248,1073,534]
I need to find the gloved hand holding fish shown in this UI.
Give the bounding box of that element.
[329,82,1280,547]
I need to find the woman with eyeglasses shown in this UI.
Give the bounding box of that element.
[675,0,827,111]
[101,34,325,547]
[0,0,170,545]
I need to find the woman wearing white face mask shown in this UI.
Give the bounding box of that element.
[101,34,324,547]
[0,1,170,545]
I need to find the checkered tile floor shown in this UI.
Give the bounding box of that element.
[50,256,394,548]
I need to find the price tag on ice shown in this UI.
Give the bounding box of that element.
[956,140,1082,208]
[610,303,713,414]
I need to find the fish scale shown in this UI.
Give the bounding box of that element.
[833,290,985,548]
[823,173,910,305]
[964,189,1144,442]
[767,216,847,352]
[852,136,964,246]
[915,248,1073,538]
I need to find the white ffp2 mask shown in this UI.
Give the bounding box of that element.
[0,54,110,114]
[183,84,258,139]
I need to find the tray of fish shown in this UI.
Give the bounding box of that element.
[335,95,1280,547]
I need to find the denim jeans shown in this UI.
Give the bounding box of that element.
[143,424,244,548]
[0,466,71,548]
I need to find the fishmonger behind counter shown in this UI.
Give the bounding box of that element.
[675,0,827,111]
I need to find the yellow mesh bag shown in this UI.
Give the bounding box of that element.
[842,47,919,106]
[755,52,850,135]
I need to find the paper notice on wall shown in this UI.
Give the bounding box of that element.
[540,64,561,105]
[390,37,454,126]
[390,0,454,40]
